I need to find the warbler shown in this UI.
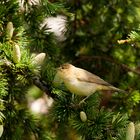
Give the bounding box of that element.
[54,63,126,96]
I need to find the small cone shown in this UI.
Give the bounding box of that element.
[13,44,21,63]
[126,122,135,140]
[32,53,46,66]
[6,22,14,40]
[80,111,87,122]
[0,125,3,137]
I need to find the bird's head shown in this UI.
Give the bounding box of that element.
[57,63,74,79]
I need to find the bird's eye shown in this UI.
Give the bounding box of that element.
[61,66,65,69]
[60,64,69,69]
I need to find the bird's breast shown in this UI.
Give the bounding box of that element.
[64,79,97,96]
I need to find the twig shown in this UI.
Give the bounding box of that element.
[32,76,58,99]
[73,55,140,75]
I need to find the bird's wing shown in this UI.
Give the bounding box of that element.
[76,68,112,86]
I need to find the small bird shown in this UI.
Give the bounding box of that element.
[54,63,126,97]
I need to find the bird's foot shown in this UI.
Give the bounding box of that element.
[79,99,86,106]
[79,94,92,106]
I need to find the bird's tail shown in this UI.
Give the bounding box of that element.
[109,86,127,93]
[97,85,127,93]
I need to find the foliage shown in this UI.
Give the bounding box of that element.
[1,0,140,139]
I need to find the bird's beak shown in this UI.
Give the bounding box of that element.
[57,67,61,71]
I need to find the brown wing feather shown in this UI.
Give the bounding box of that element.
[76,68,112,86]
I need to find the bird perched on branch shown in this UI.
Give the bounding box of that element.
[54,63,126,98]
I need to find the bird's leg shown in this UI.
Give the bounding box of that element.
[79,94,92,105]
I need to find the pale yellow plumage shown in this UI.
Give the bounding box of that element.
[54,63,126,96]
